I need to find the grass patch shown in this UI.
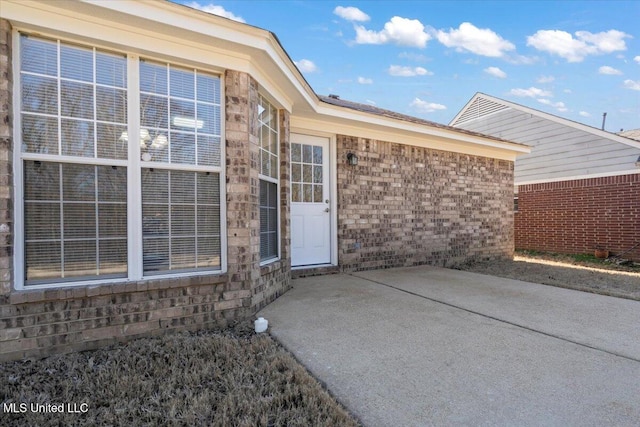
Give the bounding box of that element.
[0,322,360,427]
[516,250,639,271]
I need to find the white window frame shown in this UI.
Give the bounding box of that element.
[258,94,280,265]
[13,31,227,290]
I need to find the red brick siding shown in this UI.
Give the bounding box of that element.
[515,173,640,260]
[337,135,515,271]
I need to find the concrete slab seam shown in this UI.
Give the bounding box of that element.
[348,273,640,364]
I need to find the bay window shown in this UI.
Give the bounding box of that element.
[16,34,224,288]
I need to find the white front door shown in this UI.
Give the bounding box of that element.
[290,134,331,267]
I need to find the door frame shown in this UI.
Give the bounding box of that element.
[290,129,337,268]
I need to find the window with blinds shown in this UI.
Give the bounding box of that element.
[258,95,279,261]
[18,34,223,287]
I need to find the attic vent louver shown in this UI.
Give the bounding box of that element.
[452,96,509,126]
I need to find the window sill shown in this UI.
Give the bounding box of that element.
[8,273,228,305]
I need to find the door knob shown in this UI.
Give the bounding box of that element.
[324,207,330,213]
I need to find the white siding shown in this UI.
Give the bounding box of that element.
[455,108,640,183]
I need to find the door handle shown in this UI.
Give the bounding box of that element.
[324,207,330,213]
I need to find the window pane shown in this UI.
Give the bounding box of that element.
[170,171,195,203]
[21,35,57,76]
[97,123,128,160]
[197,206,220,235]
[99,239,127,275]
[291,183,301,202]
[141,168,169,202]
[171,205,195,235]
[96,52,127,88]
[61,80,94,119]
[61,119,94,157]
[25,202,60,240]
[197,237,220,268]
[170,132,195,164]
[291,143,301,162]
[197,103,220,135]
[303,145,312,163]
[197,74,220,103]
[143,238,169,271]
[197,172,220,204]
[170,99,195,130]
[24,161,60,200]
[170,67,194,99]
[21,74,58,115]
[142,169,220,273]
[96,86,127,123]
[64,240,97,277]
[171,237,196,270]
[197,135,221,167]
[140,61,167,95]
[60,44,93,82]
[22,115,58,155]
[140,94,168,129]
[98,204,127,237]
[25,241,61,281]
[62,163,95,201]
[313,146,322,164]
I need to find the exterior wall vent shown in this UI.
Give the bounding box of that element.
[453,96,509,126]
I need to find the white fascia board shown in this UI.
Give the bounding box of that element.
[517,169,640,186]
[292,116,522,161]
[309,104,530,156]
[456,93,640,150]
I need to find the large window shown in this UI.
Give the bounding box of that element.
[258,95,279,262]
[17,35,223,288]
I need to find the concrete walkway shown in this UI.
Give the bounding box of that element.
[258,266,640,427]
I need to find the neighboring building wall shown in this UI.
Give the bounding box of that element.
[337,135,514,271]
[0,37,290,362]
[516,174,640,261]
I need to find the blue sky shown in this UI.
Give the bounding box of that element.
[178,1,640,133]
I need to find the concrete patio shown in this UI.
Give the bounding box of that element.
[258,266,640,426]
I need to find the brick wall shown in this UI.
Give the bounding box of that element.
[0,45,290,361]
[337,135,515,271]
[516,174,640,260]
[0,19,13,299]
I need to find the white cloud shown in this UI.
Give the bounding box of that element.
[365,100,376,105]
[526,29,630,62]
[623,79,640,91]
[579,111,591,117]
[333,6,370,22]
[510,87,553,98]
[434,22,515,57]
[355,16,431,48]
[598,65,622,75]
[634,56,640,64]
[563,89,572,94]
[388,65,432,77]
[537,75,555,83]
[484,66,507,79]
[398,52,429,62]
[537,98,567,112]
[357,76,373,84]
[184,2,245,22]
[410,98,446,113]
[295,59,318,73]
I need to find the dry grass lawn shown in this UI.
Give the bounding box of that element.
[0,322,360,427]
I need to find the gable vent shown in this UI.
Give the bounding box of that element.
[453,96,509,126]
